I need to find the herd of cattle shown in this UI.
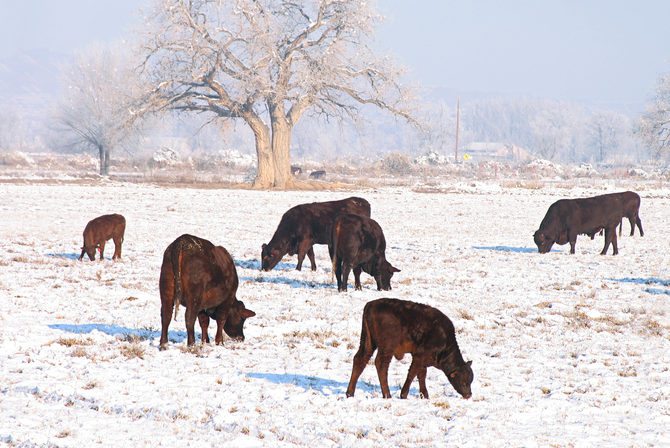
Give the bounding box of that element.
[77,190,642,401]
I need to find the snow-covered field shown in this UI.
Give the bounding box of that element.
[1,181,669,447]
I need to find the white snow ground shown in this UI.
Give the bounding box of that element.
[1,181,669,447]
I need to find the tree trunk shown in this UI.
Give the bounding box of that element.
[98,144,106,176]
[271,117,292,189]
[246,115,273,189]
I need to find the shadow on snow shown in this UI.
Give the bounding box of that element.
[46,252,80,260]
[235,258,297,272]
[609,277,670,296]
[472,245,538,253]
[239,275,332,289]
[48,323,189,343]
[246,372,383,396]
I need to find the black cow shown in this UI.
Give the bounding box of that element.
[159,234,255,349]
[330,214,400,292]
[261,197,371,271]
[346,298,473,400]
[534,193,633,255]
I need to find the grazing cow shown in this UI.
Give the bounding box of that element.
[291,165,302,176]
[79,214,126,261]
[346,298,473,400]
[159,234,255,350]
[309,169,326,179]
[261,197,371,271]
[534,193,632,255]
[330,214,400,292]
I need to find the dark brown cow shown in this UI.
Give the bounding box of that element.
[586,191,643,239]
[261,197,371,272]
[533,193,637,255]
[79,214,126,261]
[330,214,400,292]
[346,298,473,400]
[159,234,255,350]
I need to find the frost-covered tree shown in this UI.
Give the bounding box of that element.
[640,73,670,157]
[139,0,416,188]
[55,43,147,175]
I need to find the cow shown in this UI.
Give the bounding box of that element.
[309,170,326,179]
[79,214,126,261]
[586,191,643,239]
[329,214,400,292]
[534,193,634,255]
[291,165,302,176]
[261,197,371,272]
[159,234,255,350]
[346,298,473,400]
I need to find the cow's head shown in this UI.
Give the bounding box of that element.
[223,299,256,340]
[533,230,554,254]
[261,242,286,271]
[81,244,97,261]
[440,360,473,399]
[375,259,401,291]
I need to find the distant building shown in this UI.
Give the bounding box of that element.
[460,142,532,162]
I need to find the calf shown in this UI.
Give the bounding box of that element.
[79,214,126,261]
[330,214,400,292]
[159,234,255,350]
[346,298,473,400]
[261,197,371,271]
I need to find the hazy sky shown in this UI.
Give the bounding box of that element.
[1,0,669,112]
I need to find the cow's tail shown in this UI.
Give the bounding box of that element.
[359,304,374,354]
[171,240,184,320]
[331,220,341,284]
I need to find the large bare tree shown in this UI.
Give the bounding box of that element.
[640,73,670,157]
[56,44,147,176]
[140,0,416,188]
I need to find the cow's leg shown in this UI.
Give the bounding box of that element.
[112,235,123,259]
[295,239,312,271]
[619,218,624,237]
[335,258,343,291]
[568,231,577,254]
[98,241,105,261]
[79,247,86,261]
[611,227,618,255]
[184,304,198,346]
[601,226,613,255]
[340,263,352,292]
[307,246,316,271]
[417,366,429,399]
[158,266,174,350]
[346,343,376,397]
[353,266,363,290]
[400,358,422,399]
[637,216,644,237]
[214,315,226,345]
[198,312,210,344]
[374,351,394,399]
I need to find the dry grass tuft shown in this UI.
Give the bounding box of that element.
[457,309,474,321]
[120,342,145,360]
[55,337,94,347]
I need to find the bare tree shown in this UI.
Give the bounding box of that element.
[640,73,670,157]
[139,0,416,188]
[55,43,147,176]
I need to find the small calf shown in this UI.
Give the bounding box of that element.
[346,298,473,400]
[79,214,126,261]
[330,214,399,292]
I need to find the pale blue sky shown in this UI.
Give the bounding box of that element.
[1,0,668,111]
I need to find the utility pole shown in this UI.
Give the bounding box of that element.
[454,97,460,163]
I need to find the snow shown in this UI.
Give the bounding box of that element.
[1,181,669,446]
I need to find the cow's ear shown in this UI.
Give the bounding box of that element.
[241,309,256,318]
[391,265,401,273]
[466,360,472,367]
[262,243,267,250]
